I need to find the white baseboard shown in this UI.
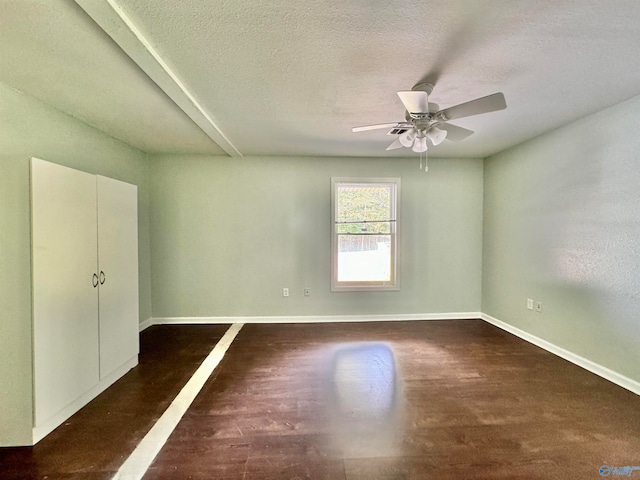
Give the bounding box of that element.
[139,317,153,332]
[481,313,640,396]
[32,356,138,445]
[150,312,482,325]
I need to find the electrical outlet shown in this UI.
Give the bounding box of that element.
[527,298,534,310]
[282,287,289,297]
[535,301,543,313]
[304,288,310,297]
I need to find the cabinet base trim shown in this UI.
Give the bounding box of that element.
[32,356,138,445]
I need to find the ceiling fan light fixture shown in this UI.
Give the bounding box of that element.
[412,135,428,153]
[427,126,447,146]
[399,128,416,148]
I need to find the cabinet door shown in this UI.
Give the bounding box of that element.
[97,175,139,379]
[31,158,100,427]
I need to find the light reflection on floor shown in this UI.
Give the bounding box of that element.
[324,342,404,458]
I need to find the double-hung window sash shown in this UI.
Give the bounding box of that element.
[331,178,400,291]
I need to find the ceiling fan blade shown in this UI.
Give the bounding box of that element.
[437,123,475,142]
[397,91,429,114]
[352,122,401,132]
[386,138,404,150]
[437,92,506,121]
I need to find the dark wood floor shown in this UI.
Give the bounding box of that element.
[0,324,229,479]
[3,320,640,479]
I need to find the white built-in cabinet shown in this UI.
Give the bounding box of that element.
[30,158,139,443]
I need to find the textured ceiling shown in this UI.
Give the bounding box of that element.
[5,0,640,158]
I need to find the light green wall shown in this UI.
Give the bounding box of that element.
[149,155,483,318]
[0,82,151,445]
[483,94,640,383]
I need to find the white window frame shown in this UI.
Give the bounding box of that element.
[331,177,400,292]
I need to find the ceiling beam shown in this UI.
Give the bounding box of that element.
[74,0,242,157]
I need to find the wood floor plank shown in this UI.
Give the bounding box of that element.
[4,320,640,479]
[145,321,640,479]
[0,324,229,480]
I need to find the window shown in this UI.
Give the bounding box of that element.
[331,177,400,291]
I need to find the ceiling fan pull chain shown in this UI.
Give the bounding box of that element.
[424,152,429,172]
[419,153,423,170]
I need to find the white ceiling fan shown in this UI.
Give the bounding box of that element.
[352,82,506,169]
